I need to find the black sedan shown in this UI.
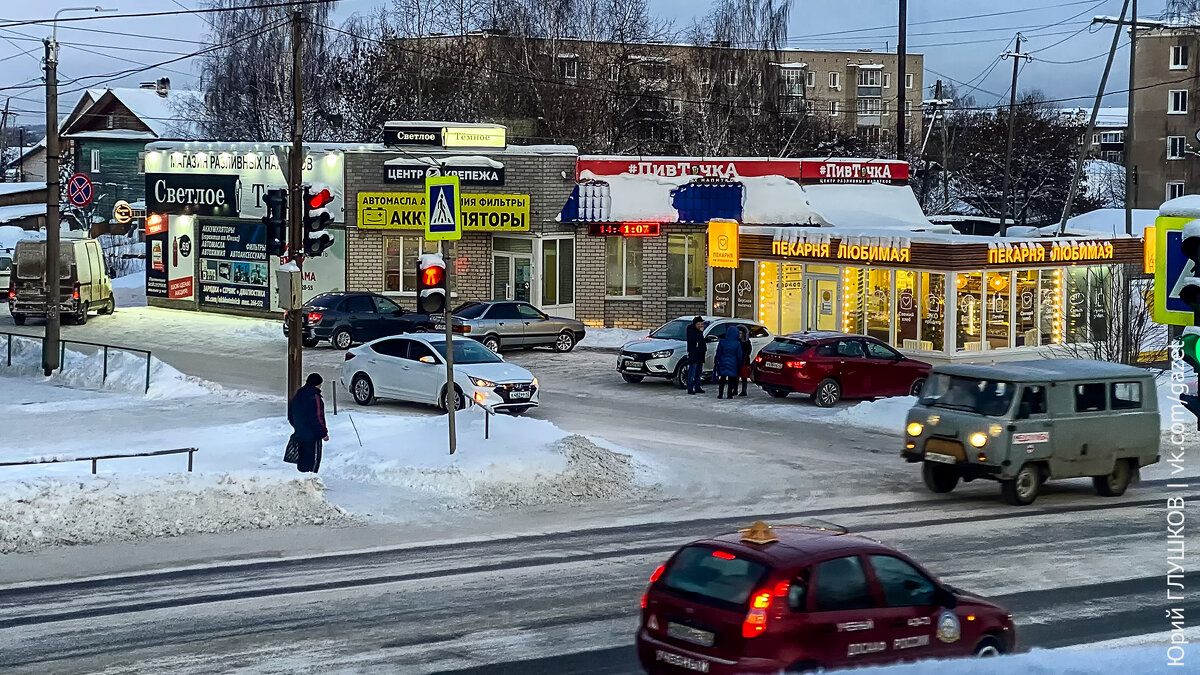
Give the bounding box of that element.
[284,292,429,349]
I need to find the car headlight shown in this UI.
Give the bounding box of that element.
[531,377,538,388]
[469,376,497,388]
[650,350,674,359]
[906,422,923,437]
[968,432,988,448]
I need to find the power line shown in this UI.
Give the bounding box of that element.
[0,0,334,30]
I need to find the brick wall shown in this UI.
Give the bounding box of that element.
[576,234,606,326]
[641,234,668,327]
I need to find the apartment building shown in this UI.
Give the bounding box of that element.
[1130,26,1200,207]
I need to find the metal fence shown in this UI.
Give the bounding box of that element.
[0,447,199,474]
[1,331,154,393]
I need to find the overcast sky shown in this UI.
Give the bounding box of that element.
[0,0,1166,128]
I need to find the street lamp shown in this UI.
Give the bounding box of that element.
[42,5,117,376]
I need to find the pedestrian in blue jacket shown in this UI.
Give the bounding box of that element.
[714,324,744,400]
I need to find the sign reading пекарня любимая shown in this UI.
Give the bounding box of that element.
[356,192,530,231]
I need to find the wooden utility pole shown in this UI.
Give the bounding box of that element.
[1,99,10,182]
[896,0,907,160]
[42,36,61,376]
[937,80,950,209]
[998,35,1032,236]
[1059,0,1132,234]
[1125,0,1137,234]
[286,10,304,399]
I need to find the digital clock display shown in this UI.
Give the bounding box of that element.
[587,222,662,237]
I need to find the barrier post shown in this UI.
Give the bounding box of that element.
[102,345,108,382]
[144,351,152,394]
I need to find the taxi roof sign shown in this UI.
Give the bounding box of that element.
[740,521,779,544]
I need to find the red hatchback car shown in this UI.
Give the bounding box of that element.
[637,522,1015,674]
[752,332,932,407]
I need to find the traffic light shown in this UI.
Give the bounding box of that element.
[303,185,336,257]
[417,253,447,315]
[262,188,288,257]
[1179,221,1200,428]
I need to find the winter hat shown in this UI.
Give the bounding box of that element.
[306,373,324,387]
[693,316,705,324]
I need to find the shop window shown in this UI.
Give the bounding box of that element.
[712,266,733,316]
[383,236,439,293]
[735,260,756,320]
[780,264,804,334]
[865,268,892,344]
[986,272,1012,349]
[1015,270,1040,346]
[955,272,983,351]
[920,272,945,351]
[542,238,574,306]
[758,261,780,334]
[1087,266,1112,343]
[842,267,863,334]
[1042,270,1064,344]
[606,236,643,297]
[1065,267,1089,343]
[893,270,917,346]
[667,233,706,299]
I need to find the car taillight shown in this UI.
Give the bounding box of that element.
[6,283,13,300]
[344,352,355,361]
[307,312,323,324]
[754,355,762,363]
[452,324,471,333]
[641,564,666,610]
[72,283,80,301]
[742,582,790,638]
[786,360,807,368]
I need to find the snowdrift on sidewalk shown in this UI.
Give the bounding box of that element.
[579,327,650,349]
[844,646,1170,674]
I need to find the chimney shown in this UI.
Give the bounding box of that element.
[157,77,170,97]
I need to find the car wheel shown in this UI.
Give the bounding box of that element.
[673,363,689,389]
[75,302,88,325]
[99,294,115,315]
[909,377,927,397]
[973,636,1005,657]
[553,331,577,353]
[812,378,841,407]
[302,338,320,348]
[12,313,25,326]
[1001,463,1042,506]
[1093,458,1133,497]
[621,374,645,383]
[482,335,501,353]
[351,374,374,406]
[332,328,353,350]
[766,388,789,399]
[440,385,467,411]
[922,462,960,493]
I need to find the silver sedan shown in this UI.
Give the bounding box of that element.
[433,301,587,353]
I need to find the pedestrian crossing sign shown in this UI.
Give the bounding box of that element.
[425,175,462,241]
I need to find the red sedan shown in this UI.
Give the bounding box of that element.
[752,331,931,407]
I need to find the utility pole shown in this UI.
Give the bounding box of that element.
[1059,0,1132,234]
[938,80,950,209]
[18,127,25,182]
[286,9,304,400]
[1126,0,1137,236]
[998,34,1032,236]
[42,36,61,376]
[896,0,907,161]
[1,99,10,183]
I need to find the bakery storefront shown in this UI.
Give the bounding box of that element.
[709,223,1144,356]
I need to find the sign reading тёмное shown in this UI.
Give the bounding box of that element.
[357,192,530,231]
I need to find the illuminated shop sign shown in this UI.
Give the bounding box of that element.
[770,239,912,263]
[988,241,1115,265]
[587,222,661,237]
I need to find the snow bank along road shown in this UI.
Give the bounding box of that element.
[0,483,1190,674]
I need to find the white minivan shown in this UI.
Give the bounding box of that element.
[9,238,115,325]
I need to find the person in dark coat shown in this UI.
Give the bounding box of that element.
[714,324,744,399]
[288,373,329,473]
[736,324,752,396]
[685,316,707,395]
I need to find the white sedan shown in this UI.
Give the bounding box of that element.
[342,334,539,414]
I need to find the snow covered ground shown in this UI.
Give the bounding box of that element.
[579,326,649,349]
[845,646,1179,674]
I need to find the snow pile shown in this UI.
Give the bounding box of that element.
[740,175,819,224]
[112,272,147,307]
[1049,207,1156,237]
[0,336,211,399]
[471,434,648,508]
[0,475,353,554]
[830,395,915,434]
[0,224,42,251]
[804,183,949,232]
[842,646,1166,674]
[580,327,649,349]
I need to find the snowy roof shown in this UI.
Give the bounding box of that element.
[146,141,577,157]
[63,129,159,140]
[0,203,46,224]
[1160,194,1200,219]
[65,87,201,140]
[852,63,885,69]
[0,182,46,197]
[1042,208,1156,238]
[0,224,43,251]
[384,155,504,168]
[803,183,949,232]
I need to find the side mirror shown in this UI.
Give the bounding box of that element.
[934,586,958,609]
[419,355,436,364]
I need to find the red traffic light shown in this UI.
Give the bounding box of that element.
[422,266,445,286]
[309,188,334,210]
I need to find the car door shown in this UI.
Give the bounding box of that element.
[366,338,410,398]
[516,302,554,346]
[488,303,526,345]
[701,322,726,373]
[373,295,411,337]
[402,339,446,405]
[832,339,871,398]
[744,324,773,359]
[863,554,949,662]
[343,295,380,342]
[863,339,909,397]
[803,555,890,667]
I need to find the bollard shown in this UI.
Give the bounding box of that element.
[144,352,152,394]
[332,378,338,415]
[6,334,10,367]
[102,345,109,382]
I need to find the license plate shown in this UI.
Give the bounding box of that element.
[667,622,715,647]
[925,452,957,465]
[764,361,783,369]
[625,362,643,370]
[655,649,710,672]
[509,390,531,400]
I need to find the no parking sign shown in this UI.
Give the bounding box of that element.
[67,173,94,207]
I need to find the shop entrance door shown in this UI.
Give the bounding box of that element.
[805,276,840,331]
[493,253,532,302]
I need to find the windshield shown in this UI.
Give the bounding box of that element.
[304,294,341,310]
[764,339,810,356]
[454,303,489,319]
[660,545,770,610]
[919,374,1016,416]
[650,319,695,341]
[431,339,503,364]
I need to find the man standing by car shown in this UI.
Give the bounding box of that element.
[288,373,329,473]
[686,317,707,395]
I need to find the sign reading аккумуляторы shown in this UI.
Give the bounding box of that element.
[357,192,530,231]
